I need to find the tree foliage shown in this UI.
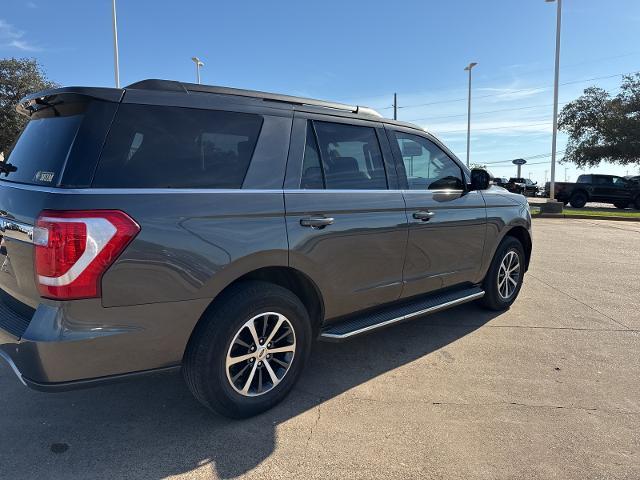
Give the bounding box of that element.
[0,57,57,155]
[559,73,640,167]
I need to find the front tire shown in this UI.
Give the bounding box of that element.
[183,281,312,418]
[480,237,526,311]
[569,191,587,208]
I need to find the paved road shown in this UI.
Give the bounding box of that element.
[1,219,639,479]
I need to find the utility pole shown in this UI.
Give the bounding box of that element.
[393,93,397,121]
[464,62,478,168]
[111,0,120,88]
[547,0,562,201]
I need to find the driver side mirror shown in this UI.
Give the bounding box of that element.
[470,169,491,191]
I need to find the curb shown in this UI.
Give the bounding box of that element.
[532,213,640,222]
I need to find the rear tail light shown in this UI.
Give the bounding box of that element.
[34,210,140,300]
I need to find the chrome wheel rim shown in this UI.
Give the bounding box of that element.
[225,312,296,397]
[497,250,521,300]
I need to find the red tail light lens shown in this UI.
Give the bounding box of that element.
[34,210,140,300]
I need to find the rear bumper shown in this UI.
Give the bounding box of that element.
[0,296,210,390]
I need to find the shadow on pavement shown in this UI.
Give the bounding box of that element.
[0,303,503,479]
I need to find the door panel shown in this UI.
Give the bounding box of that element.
[385,127,487,298]
[284,114,408,321]
[401,190,487,297]
[286,191,407,320]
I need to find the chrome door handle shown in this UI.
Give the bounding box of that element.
[412,210,435,221]
[300,216,335,228]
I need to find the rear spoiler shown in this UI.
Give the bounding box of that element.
[16,86,124,117]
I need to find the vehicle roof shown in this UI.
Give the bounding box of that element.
[17,78,426,131]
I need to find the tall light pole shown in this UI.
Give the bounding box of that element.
[111,0,120,88]
[191,57,204,84]
[464,62,478,168]
[547,0,562,201]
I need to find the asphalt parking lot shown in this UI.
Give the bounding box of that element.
[1,218,639,480]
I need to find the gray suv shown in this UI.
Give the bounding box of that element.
[0,80,532,418]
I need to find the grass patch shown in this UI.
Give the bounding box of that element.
[563,208,640,218]
[531,206,640,218]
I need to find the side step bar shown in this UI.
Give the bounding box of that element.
[319,286,485,341]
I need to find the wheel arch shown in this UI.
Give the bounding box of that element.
[503,226,532,271]
[184,266,325,360]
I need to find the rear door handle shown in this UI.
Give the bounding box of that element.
[412,210,435,221]
[300,216,335,228]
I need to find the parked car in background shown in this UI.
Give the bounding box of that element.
[506,178,538,196]
[492,177,509,188]
[546,174,640,209]
[625,175,640,186]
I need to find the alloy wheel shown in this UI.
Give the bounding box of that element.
[225,312,296,397]
[497,250,521,300]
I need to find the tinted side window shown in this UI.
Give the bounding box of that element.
[393,132,464,190]
[593,176,612,185]
[612,177,626,186]
[300,122,324,189]
[577,175,591,183]
[94,104,263,188]
[313,121,387,190]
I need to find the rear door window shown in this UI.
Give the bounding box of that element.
[312,121,387,190]
[93,104,263,188]
[3,106,85,186]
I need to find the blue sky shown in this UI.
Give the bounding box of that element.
[2,0,640,182]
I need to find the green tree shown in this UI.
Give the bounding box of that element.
[0,57,57,155]
[559,73,640,168]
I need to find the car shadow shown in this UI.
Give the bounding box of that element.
[1,303,504,479]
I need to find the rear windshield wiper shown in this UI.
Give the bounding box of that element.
[0,162,17,176]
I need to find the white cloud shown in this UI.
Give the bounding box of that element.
[0,19,40,51]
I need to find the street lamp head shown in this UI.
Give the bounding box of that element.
[464,62,478,71]
[191,56,204,67]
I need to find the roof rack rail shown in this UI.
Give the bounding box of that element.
[125,79,382,118]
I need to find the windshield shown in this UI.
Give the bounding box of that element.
[3,108,84,186]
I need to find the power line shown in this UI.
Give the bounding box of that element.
[379,70,637,111]
[408,84,622,123]
[436,121,552,135]
[483,150,566,165]
[486,160,556,168]
[405,101,571,122]
[344,51,640,108]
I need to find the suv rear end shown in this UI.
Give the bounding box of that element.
[0,81,291,390]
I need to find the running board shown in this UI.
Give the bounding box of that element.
[319,286,485,341]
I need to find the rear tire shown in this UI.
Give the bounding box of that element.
[480,236,526,311]
[635,196,640,210]
[569,191,587,208]
[183,281,312,418]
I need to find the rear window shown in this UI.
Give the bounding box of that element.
[93,104,263,188]
[577,175,591,183]
[3,108,84,186]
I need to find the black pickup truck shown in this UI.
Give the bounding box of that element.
[546,174,640,209]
